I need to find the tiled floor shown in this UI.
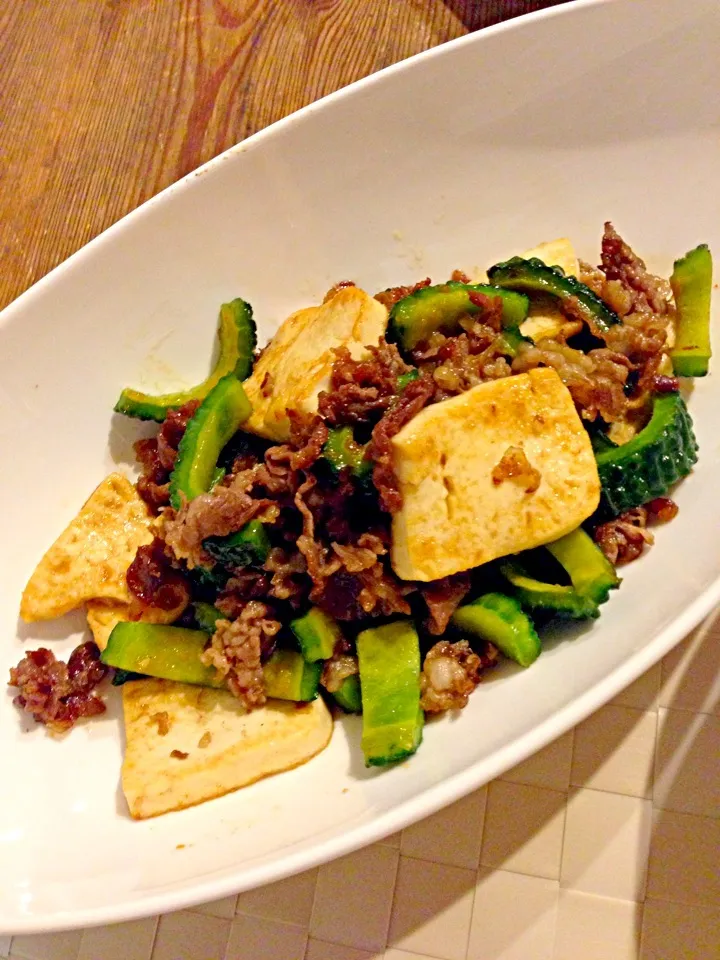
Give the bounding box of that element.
[7,614,720,960]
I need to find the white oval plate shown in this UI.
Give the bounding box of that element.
[2,0,718,934]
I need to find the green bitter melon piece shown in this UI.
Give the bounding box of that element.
[114,298,257,422]
[595,392,698,517]
[487,257,620,335]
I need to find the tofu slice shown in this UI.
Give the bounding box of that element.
[20,473,154,622]
[121,679,333,819]
[390,368,600,581]
[86,597,185,652]
[243,287,388,441]
[520,237,579,278]
[519,238,579,343]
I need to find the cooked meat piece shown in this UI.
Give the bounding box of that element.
[135,401,199,513]
[511,340,630,423]
[491,445,541,494]
[601,222,673,317]
[420,640,493,713]
[374,277,431,310]
[421,573,471,636]
[646,497,679,523]
[263,547,308,604]
[368,372,434,513]
[321,653,359,693]
[126,537,190,612]
[593,506,654,565]
[9,641,108,733]
[162,483,272,568]
[200,604,281,709]
[317,339,414,427]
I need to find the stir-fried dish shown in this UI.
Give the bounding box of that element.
[10,225,712,818]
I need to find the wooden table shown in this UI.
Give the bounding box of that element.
[0,1,567,311]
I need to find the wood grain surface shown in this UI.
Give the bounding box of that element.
[0,1,567,310]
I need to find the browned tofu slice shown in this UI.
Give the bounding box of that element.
[390,368,600,581]
[242,286,388,441]
[121,679,333,819]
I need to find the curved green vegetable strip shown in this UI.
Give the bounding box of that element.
[169,374,252,510]
[322,426,372,481]
[102,623,221,686]
[670,244,713,377]
[114,298,257,422]
[357,620,423,766]
[545,528,619,604]
[111,668,143,686]
[595,392,698,517]
[500,563,600,620]
[397,368,420,392]
[497,325,532,358]
[203,520,271,569]
[487,257,620,335]
[192,601,224,633]
[262,650,322,702]
[102,622,321,701]
[389,281,530,350]
[290,607,341,662]
[452,592,541,668]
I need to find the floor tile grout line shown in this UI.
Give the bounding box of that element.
[383,843,403,952]
[148,913,160,960]
[567,708,659,799]
[554,753,572,890]
[400,850,490,870]
[650,695,665,811]
[656,701,720,720]
[304,860,320,933]
[475,861,565,886]
[560,782,660,804]
[642,891,720,907]
[647,804,720,823]
[566,725,579,798]
[566,780,655,800]
[232,915,310,931]
[219,915,232,960]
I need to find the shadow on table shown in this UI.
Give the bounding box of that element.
[643,609,720,959]
[443,0,568,32]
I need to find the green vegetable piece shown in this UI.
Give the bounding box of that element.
[397,368,420,391]
[203,519,271,569]
[169,374,252,510]
[290,607,341,662]
[356,620,423,766]
[451,592,541,668]
[114,298,257,422]
[193,601,224,633]
[111,668,144,686]
[388,281,530,350]
[101,623,222,687]
[209,466,226,489]
[589,426,618,456]
[497,325,532,358]
[500,563,600,620]
[103,622,321,702]
[595,392,698,517]
[545,527,620,605]
[263,650,322,702]
[670,244,713,377]
[191,562,229,592]
[487,257,620,334]
[331,674,362,713]
[322,426,372,481]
